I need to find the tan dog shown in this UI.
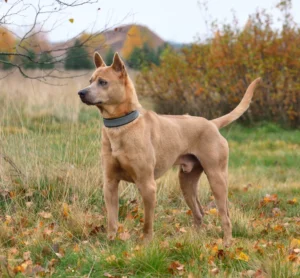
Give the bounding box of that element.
[78,52,261,246]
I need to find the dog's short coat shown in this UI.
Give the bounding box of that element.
[78,52,261,246]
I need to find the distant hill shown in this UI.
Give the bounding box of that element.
[103,24,165,53]
[52,24,166,59]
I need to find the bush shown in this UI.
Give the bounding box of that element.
[0,54,14,70]
[39,52,54,69]
[22,49,37,69]
[64,40,93,70]
[105,48,114,65]
[137,1,299,127]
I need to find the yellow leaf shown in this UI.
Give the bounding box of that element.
[106,255,116,263]
[236,252,249,262]
[62,203,69,218]
[208,208,218,215]
[211,244,218,255]
[69,18,74,23]
[290,238,300,249]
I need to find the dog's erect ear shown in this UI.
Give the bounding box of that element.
[94,52,106,68]
[111,52,126,74]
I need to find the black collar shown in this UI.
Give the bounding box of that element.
[103,110,140,128]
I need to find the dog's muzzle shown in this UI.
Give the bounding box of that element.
[78,89,88,97]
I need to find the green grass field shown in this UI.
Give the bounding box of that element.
[0,73,300,277]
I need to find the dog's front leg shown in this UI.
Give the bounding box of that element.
[136,179,157,242]
[104,179,120,240]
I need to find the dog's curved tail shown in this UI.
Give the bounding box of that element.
[211,78,261,129]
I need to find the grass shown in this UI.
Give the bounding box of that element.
[0,71,299,277]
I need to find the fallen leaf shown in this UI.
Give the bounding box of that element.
[272,207,282,217]
[73,244,80,253]
[23,251,31,261]
[287,198,297,205]
[273,224,284,232]
[90,225,105,236]
[168,261,185,275]
[104,273,114,278]
[208,208,218,216]
[106,255,116,263]
[179,227,187,233]
[119,231,131,241]
[236,251,249,262]
[186,210,192,216]
[62,203,69,218]
[287,254,299,262]
[25,202,33,208]
[210,267,219,275]
[38,211,52,219]
[160,241,169,248]
[290,238,300,249]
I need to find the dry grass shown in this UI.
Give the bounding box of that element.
[0,71,299,277]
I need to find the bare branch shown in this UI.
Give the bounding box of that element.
[0,0,123,81]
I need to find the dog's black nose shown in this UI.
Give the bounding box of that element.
[78,89,87,97]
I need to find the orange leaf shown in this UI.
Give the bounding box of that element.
[119,231,131,241]
[287,198,297,205]
[168,261,185,275]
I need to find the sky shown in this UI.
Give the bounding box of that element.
[1,0,300,43]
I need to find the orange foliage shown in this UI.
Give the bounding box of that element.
[137,2,300,127]
[122,25,152,59]
[0,27,15,51]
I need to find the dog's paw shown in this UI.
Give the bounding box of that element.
[223,237,233,248]
[142,232,153,244]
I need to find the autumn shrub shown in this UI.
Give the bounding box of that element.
[137,1,300,127]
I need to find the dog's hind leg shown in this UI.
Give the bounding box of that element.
[179,163,205,226]
[194,131,232,246]
[206,170,232,246]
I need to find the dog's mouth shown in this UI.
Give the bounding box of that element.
[79,96,102,106]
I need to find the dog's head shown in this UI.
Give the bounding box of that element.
[78,52,128,107]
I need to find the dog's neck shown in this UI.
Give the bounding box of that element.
[97,76,142,119]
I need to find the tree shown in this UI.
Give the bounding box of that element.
[64,40,93,70]
[39,52,54,70]
[105,48,114,65]
[22,50,37,69]
[127,43,162,70]
[122,25,144,59]
[0,54,13,70]
[127,47,143,69]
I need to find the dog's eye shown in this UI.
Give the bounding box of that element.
[98,79,107,86]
